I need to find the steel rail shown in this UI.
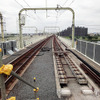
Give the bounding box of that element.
[53,36,87,85]
[80,63,100,86]
[0,36,52,98]
[60,39,100,87]
[53,36,68,87]
[6,36,51,86]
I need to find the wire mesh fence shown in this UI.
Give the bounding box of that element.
[76,40,100,64]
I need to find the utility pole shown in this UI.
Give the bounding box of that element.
[0,13,4,41]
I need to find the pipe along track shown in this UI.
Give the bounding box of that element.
[0,36,53,98]
[53,36,87,88]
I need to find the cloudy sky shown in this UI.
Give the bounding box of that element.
[0,0,100,33]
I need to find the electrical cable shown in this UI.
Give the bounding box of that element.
[22,0,36,20]
[22,0,46,26]
[23,0,30,7]
[62,0,69,6]
[26,14,35,20]
[78,24,100,26]
[88,28,100,30]
[58,0,75,17]
[55,10,59,26]
[14,0,24,8]
[69,0,75,6]
[14,0,34,19]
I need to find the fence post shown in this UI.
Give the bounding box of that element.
[93,43,96,60]
[85,41,87,56]
[80,40,81,52]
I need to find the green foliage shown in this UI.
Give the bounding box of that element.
[63,35,100,42]
[94,36,98,39]
[82,36,85,39]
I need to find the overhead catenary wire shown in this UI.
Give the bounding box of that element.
[88,28,100,30]
[22,0,36,19]
[55,9,59,26]
[76,24,100,31]
[14,0,24,8]
[78,24,100,26]
[69,0,75,6]
[14,0,35,20]
[22,0,46,25]
[62,0,69,6]
[14,0,66,33]
[26,14,35,20]
[57,0,75,17]
[23,0,30,7]
[23,0,63,28]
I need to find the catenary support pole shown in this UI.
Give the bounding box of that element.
[0,13,4,41]
[19,7,75,48]
[19,13,23,48]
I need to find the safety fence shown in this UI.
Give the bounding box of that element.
[76,40,100,64]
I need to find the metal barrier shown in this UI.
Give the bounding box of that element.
[76,40,100,64]
[3,41,13,55]
[0,40,18,56]
[0,43,39,99]
[0,42,4,56]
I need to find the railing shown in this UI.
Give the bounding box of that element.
[76,39,100,64]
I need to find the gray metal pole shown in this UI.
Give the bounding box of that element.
[0,13,4,41]
[11,71,36,89]
[19,13,23,48]
[0,50,6,100]
[72,12,75,48]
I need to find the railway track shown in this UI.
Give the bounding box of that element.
[61,41,100,87]
[80,63,100,87]
[57,37,100,88]
[1,35,100,99]
[0,36,53,99]
[53,36,87,88]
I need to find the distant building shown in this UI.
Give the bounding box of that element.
[89,33,95,36]
[60,26,88,36]
[89,33,100,36]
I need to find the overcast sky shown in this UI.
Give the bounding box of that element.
[0,0,100,33]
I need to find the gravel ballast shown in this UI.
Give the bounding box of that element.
[7,39,63,100]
